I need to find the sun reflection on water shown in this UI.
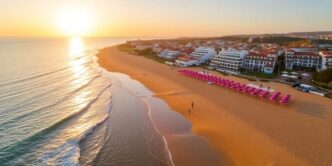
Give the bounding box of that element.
[68,37,91,102]
[69,37,86,78]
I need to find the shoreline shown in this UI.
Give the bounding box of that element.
[97,71,223,166]
[97,45,332,166]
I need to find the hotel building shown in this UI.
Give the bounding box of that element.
[285,49,322,70]
[209,48,248,73]
[158,49,180,61]
[175,47,216,67]
[320,51,332,70]
[243,51,278,74]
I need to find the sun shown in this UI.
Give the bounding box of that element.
[56,7,95,36]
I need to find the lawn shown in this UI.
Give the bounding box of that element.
[118,44,165,64]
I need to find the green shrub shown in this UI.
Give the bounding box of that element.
[246,78,256,81]
[119,43,134,52]
[260,79,270,82]
[328,81,332,89]
[326,93,332,99]
[313,69,332,84]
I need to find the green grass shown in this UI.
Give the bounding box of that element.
[252,36,309,46]
[312,69,332,90]
[118,43,134,52]
[118,44,165,64]
[312,81,332,90]
[141,52,165,64]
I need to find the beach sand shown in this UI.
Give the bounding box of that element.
[97,46,332,166]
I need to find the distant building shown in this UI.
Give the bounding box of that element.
[319,51,332,70]
[318,44,332,51]
[209,48,248,73]
[243,51,278,74]
[285,49,322,70]
[185,42,192,48]
[136,44,152,51]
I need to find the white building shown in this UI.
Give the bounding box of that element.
[209,48,248,73]
[158,49,180,61]
[185,42,193,48]
[175,47,216,67]
[243,51,278,74]
[175,56,198,67]
[189,47,216,64]
[320,51,332,70]
[285,49,322,70]
[136,44,152,51]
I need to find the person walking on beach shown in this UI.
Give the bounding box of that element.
[188,108,191,114]
[191,102,194,109]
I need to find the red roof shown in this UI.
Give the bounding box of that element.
[182,49,194,54]
[320,51,332,58]
[285,49,295,52]
[294,52,320,56]
[248,50,276,57]
[177,55,197,61]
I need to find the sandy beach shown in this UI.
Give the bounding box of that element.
[97,45,332,166]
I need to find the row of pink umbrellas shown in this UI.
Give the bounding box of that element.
[178,69,291,104]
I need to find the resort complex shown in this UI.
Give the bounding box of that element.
[126,36,332,97]
[128,37,332,74]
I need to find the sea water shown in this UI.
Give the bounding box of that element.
[0,37,171,166]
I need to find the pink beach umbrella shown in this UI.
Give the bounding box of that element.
[279,94,291,104]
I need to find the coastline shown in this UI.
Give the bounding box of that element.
[95,71,223,166]
[97,45,332,166]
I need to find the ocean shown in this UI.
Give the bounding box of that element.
[0,37,172,166]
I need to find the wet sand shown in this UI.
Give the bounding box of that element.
[95,72,224,166]
[97,45,332,166]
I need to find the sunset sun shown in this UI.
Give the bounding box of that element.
[56,7,95,36]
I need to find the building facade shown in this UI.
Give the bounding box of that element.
[175,56,198,67]
[158,49,180,61]
[189,47,216,64]
[209,48,248,73]
[175,47,216,67]
[243,51,278,74]
[320,51,332,70]
[285,49,322,70]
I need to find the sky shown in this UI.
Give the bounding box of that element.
[0,0,331,37]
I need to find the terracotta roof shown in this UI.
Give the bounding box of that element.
[182,49,194,54]
[320,51,332,58]
[248,50,276,57]
[294,52,320,56]
[177,55,197,61]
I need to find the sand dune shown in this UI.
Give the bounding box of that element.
[97,46,332,166]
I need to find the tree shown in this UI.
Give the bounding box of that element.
[239,68,245,73]
[275,53,285,74]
